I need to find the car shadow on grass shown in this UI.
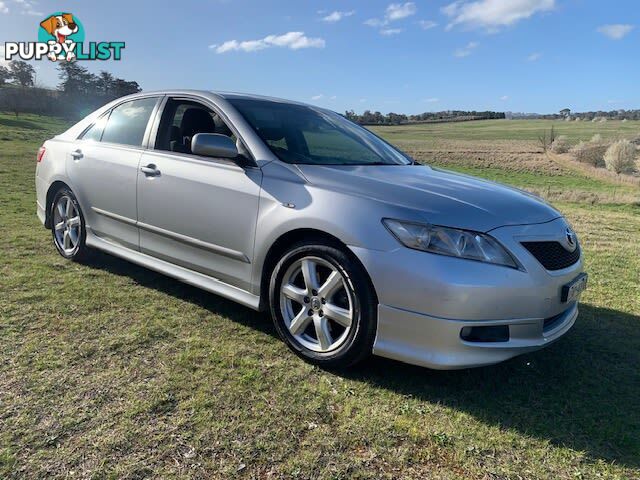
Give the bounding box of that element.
[83,251,639,469]
[81,251,275,337]
[344,303,640,469]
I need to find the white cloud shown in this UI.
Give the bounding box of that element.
[419,20,438,30]
[329,95,337,100]
[0,1,9,13]
[364,18,384,27]
[443,0,555,31]
[527,52,542,61]
[365,2,416,28]
[311,94,323,100]
[500,95,509,100]
[10,0,41,16]
[321,10,355,23]
[211,32,325,53]
[386,2,417,21]
[597,24,634,40]
[380,28,403,36]
[454,41,479,57]
[425,97,439,103]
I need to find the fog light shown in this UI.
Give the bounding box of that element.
[460,325,509,343]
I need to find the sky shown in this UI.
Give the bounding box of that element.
[0,0,638,114]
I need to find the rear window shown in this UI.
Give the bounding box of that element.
[101,97,157,147]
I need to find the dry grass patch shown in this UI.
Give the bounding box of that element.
[604,140,638,174]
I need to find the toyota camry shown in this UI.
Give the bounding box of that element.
[35,90,587,369]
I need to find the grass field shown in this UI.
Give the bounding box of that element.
[1,115,639,479]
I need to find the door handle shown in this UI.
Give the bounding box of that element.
[71,149,83,160]
[140,164,161,176]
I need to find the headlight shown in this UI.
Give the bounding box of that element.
[382,219,518,268]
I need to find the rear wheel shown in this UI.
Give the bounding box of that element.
[269,242,377,368]
[51,188,90,261]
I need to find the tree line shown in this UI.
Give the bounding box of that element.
[0,60,141,119]
[344,109,505,125]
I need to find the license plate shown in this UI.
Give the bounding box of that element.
[561,273,588,303]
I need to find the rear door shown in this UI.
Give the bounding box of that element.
[67,96,161,250]
[136,96,262,291]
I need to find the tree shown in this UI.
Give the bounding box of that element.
[8,60,35,87]
[108,78,141,97]
[96,71,115,96]
[0,65,10,86]
[57,62,97,95]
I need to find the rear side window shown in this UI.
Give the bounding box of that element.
[80,115,108,141]
[101,97,157,147]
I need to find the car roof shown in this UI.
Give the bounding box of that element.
[128,89,319,109]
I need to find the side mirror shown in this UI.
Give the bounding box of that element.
[191,133,239,160]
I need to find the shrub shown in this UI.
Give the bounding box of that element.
[604,140,637,174]
[591,133,603,144]
[571,141,608,167]
[550,135,570,153]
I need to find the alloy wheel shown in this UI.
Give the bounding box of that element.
[52,195,81,254]
[279,256,354,353]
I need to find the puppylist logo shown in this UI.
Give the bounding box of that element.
[3,12,125,62]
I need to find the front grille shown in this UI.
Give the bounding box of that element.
[521,241,580,270]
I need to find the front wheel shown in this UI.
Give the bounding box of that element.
[50,187,91,261]
[269,242,377,368]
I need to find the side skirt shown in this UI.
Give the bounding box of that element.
[85,229,261,311]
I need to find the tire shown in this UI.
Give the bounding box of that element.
[269,241,377,368]
[50,187,91,262]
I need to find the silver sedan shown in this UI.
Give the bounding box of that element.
[35,90,587,369]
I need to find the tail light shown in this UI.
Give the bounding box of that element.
[37,146,46,163]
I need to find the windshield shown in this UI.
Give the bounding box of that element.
[228,98,412,166]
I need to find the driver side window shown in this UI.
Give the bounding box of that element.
[155,99,236,155]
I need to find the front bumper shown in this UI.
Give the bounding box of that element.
[374,302,578,369]
[350,217,584,369]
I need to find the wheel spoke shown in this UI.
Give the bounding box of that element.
[63,230,71,250]
[65,197,73,218]
[324,303,352,328]
[314,317,332,351]
[282,283,307,305]
[68,228,79,245]
[67,216,80,227]
[318,270,343,299]
[54,221,65,231]
[289,308,313,336]
[301,259,319,292]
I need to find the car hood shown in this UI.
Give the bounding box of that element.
[296,164,561,232]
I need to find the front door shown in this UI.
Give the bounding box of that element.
[136,97,262,291]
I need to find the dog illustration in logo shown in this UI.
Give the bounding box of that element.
[40,13,78,61]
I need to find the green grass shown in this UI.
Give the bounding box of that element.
[1,113,639,479]
[370,120,640,205]
[369,119,640,143]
